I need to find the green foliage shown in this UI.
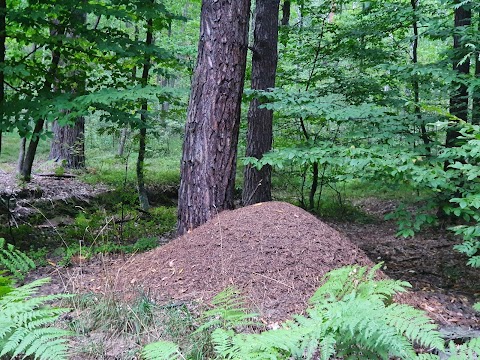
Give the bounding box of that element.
[196,287,259,333]
[444,337,480,359]
[0,239,71,360]
[0,237,35,281]
[143,264,448,360]
[0,278,71,360]
[142,341,182,360]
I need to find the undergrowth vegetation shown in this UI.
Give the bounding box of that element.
[142,264,480,360]
[2,235,480,359]
[0,238,71,360]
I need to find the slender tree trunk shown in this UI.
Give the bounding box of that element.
[473,13,480,125]
[20,25,63,181]
[281,0,290,26]
[410,0,430,151]
[0,0,5,156]
[117,128,129,156]
[177,0,251,235]
[243,0,280,205]
[136,11,153,211]
[473,52,480,124]
[446,3,471,148]
[118,25,139,157]
[17,137,26,173]
[309,161,319,210]
[137,126,149,210]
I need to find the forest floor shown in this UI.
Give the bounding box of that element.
[2,172,480,354]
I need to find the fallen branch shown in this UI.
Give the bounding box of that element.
[35,173,77,178]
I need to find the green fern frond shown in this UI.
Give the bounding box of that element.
[310,263,410,305]
[318,335,336,360]
[321,297,416,359]
[0,277,71,360]
[240,327,302,356]
[307,264,443,359]
[385,303,444,349]
[473,302,480,312]
[197,286,258,332]
[0,238,35,281]
[416,354,440,360]
[211,328,243,359]
[141,340,183,360]
[142,265,448,360]
[447,337,480,359]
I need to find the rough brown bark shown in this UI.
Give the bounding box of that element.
[49,118,85,168]
[243,0,280,206]
[48,11,87,170]
[177,0,251,235]
[446,3,471,147]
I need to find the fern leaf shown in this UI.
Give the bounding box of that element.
[0,278,71,360]
[318,335,336,360]
[308,264,444,359]
[473,302,480,312]
[12,327,71,358]
[142,340,182,360]
[0,239,35,280]
[447,337,480,359]
[197,286,258,332]
[416,355,440,360]
[385,303,444,350]
[211,328,242,359]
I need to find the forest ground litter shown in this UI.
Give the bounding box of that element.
[2,173,478,329]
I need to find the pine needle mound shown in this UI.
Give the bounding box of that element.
[113,201,374,320]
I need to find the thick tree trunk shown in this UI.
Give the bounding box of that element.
[243,0,280,206]
[49,118,85,168]
[0,0,5,157]
[136,14,153,212]
[48,11,87,170]
[446,3,471,147]
[177,0,251,235]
